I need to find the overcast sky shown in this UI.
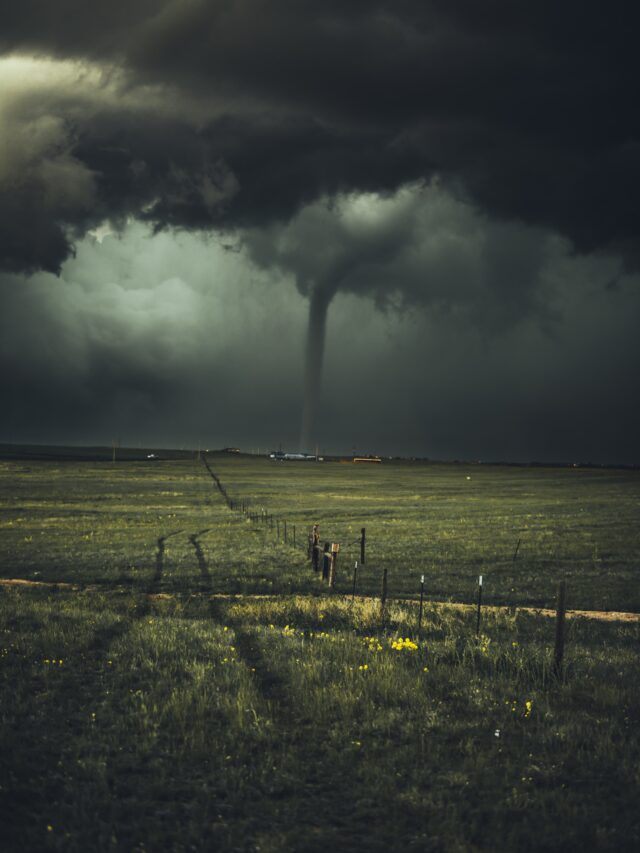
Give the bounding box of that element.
[1,2,639,462]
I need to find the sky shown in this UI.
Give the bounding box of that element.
[1,1,639,463]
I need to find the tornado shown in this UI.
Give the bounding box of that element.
[299,286,333,452]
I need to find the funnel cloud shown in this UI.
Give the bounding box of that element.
[300,286,333,452]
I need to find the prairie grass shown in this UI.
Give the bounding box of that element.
[212,455,640,610]
[0,456,638,850]
[0,589,638,851]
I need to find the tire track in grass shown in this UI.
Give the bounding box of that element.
[206,608,389,849]
[0,598,135,848]
[185,466,284,697]
[150,530,183,593]
[228,621,286,704]
[188,530,212,591]
[196,458,288,700]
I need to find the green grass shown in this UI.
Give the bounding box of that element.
[0,455,639,850]
[1,589,638,851]
[1,455,639,609]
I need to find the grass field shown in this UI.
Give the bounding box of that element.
[1,454,639,851]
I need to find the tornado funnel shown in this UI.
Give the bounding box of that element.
[300,287,333,452]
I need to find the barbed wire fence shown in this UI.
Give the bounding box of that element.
[202,456,572,674]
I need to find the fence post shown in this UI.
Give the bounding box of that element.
[381,568,388,624]
[322,542,331,582]
[328,543,340,588]
[418,574,425,639]
[310,525,320,565]
[360,528,366,564]
[476,575,483,637]
[512,538,521,562]
[554,580,567,675]
[351,561,358,603]
[328,555,335,588]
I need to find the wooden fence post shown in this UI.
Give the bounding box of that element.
[554,580,567,675]
[360,528,366,564]
[418,574,425,639]
[351,561,358,602]
[310,525,320,566]
[381,568,388,624]
[476,575,483,637]
[328,543,340,588]
[322,542,331,581]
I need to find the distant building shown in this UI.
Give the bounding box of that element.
[353,456,382,464]
[269,451,318,461]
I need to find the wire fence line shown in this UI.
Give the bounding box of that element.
[201,457,573,671]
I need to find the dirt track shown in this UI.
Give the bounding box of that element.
[1,577,638,622]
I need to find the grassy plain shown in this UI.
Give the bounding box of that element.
[0,454,639,851]
[212,455,640,611]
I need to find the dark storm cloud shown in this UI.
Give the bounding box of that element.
[1,1,639,274]
[2,2,640,463]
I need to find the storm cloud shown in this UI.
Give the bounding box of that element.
[1,2,639,461]
[2,2,640,271]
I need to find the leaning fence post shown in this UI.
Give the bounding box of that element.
[381,568,388,624]
[554,580,567,675]
[476,575,483,637]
